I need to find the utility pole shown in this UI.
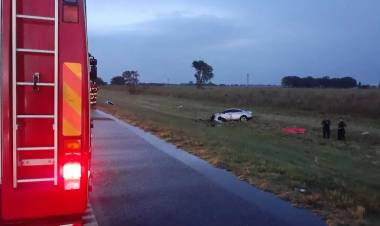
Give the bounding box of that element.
[246,73,250,86]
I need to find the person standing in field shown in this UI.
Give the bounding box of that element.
[321,119,331,139]
[337,119,347,140]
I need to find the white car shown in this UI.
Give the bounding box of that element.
[212,108,253,122]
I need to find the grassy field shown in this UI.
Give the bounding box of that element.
[137,86,380,118]
[97,86,380,226]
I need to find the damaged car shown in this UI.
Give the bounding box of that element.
[211,108,253,122]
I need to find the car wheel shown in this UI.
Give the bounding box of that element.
[240,116,248,122]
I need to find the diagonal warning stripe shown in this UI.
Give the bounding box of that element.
[82,204,99,226]
[63,62,82,136]
[63,63,82,93]
[65,63,82,80]
[63,82,81,115]
[59,204,98,226]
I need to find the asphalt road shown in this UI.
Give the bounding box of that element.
[90,110,326,226]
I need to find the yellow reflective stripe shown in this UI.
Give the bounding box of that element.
[63,62,82,136]
[65,63,82,80]
[63,82,81,115]
[63,118,79,136]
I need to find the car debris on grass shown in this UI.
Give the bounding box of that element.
[105,100,114,105]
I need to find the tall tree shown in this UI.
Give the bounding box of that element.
[122,70,140,94]
[192,60,214,88]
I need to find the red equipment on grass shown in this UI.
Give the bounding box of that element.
[281,127,307,135]
[1,0,91,221]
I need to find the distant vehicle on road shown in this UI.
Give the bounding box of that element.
[212,108,253,122]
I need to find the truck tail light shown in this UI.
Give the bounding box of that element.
[63,1,79,23]
[63,163,81,190]
[64,139,81,153]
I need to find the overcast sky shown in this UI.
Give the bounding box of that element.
[87,0,380,85]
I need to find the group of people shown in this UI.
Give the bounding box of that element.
[321,119,347,140]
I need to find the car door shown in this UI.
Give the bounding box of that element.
[222,110,232,120]
[231,110,241,120]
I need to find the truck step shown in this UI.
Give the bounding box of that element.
[20,158,54,166]
[17,147,55,151]
[17,82,55,87]
[16,48,55,54]
[17,178,55,184]
[16,14,55,21]
[17,115,55,119]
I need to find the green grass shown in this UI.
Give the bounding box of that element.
[98,86,380,225]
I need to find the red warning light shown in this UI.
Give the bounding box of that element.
[63,163,81,190]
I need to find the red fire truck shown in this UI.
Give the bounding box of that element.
[1,0,91,222]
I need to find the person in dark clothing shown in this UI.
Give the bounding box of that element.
[321,119,331,139]
[337,119,347,140]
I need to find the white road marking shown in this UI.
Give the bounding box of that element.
[83,204,99,226]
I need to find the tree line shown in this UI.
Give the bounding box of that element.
[281,76,358,88]
[102,62,375,89]
[109,71,140,93]
[108,60,215,89]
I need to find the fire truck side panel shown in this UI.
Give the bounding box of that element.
[1,0,90,221]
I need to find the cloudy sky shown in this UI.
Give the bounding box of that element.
[87,0,380,85]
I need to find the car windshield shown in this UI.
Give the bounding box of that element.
[223,109,240,113]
